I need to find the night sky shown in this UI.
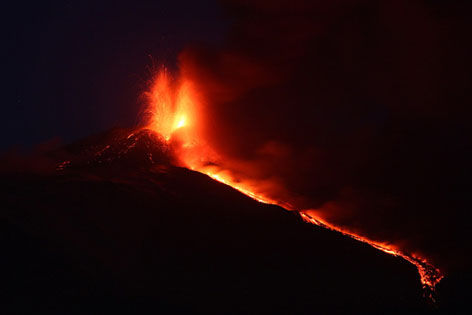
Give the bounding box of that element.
[7,0,226,149]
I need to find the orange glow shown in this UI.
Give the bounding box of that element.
[144,68,443,298]
[175,116,186,129]
[299,212,443,300]
[144,69,196,142]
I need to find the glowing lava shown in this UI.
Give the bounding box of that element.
[144,69,194,142]
[299,212,443,301]
[143,68,444,299]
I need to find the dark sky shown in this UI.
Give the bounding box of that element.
[7,0,226,149]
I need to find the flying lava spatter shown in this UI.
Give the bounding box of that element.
[143,68,444,299]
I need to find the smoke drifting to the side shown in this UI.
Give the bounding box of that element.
[146,0,472,283]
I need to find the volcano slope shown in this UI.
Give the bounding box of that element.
[0,128,439,314]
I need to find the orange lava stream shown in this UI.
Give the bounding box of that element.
[201,172,273,204]
[298,213,443,298]
[143,69,443,299]
[193,167,444,298]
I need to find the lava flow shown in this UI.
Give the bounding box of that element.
[143,68,444,298]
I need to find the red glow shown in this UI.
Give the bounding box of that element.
[143,68,443,298]
[144,69,197,143]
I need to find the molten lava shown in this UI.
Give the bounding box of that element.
[143,68,443,299]
[144,69,194,142]
[299,212,443,300]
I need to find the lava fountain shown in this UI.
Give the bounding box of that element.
[142,68,444,299]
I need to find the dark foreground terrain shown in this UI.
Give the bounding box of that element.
[0,128,466,314]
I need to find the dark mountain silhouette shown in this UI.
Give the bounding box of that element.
[0,128,461,314]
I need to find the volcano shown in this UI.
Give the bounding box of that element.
[0,128,451,313]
